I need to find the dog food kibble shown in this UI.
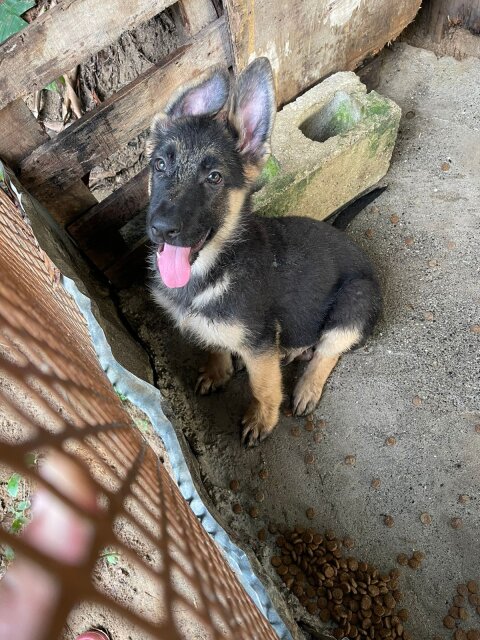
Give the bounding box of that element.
[397,554,409,566]
[455,631,468,640]
[475,424,480,434]
[232,503,242,514]
[384,515,395,527]
[466,631,480,640]
[248,506,259,519]
[306,507,315,520]
[424,311,434,321]
[441,161,451,171]
[469,594,480,606]
[412,395,422,407]
[404,236,414,246]
[258,468,269,480]
[255,490,265,503]
[451,517,463,529]
[313,432,322,443]
[268,522,278,534]
[459,494,471,505]
[257,528,267,542]
[444,615,456,629]
[371,478,381,489]
[305,416,315,431]
[290,426,301,437]
[385,436,397,446]
[390,214,400,224]
[420,512,432,525]
[408,557,421,570]
[305,453,315,464]
[458,584,469,597]
[345,454,356,466]
[412,551,425,561]
[459,608,469,620]
[467,581,478,594]
[454,595,465,607]
[343,537,355,550]
[283,406,293,417]
[271,527,410,638]
[229,479,240,492]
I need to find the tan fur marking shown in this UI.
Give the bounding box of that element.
[240,350,283,446]
[292,326,361,415]
[192,187,247,278]
[196,350,234,395]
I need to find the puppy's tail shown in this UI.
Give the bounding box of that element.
[330,186,387,231]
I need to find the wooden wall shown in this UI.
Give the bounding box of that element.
[223,0,422,106]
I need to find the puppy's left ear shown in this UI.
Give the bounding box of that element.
[229,57,276,167]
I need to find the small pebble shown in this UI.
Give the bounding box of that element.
[441,161,451,171]
[447,240,456,250]
[405,110,416,119]
[420,512,432,525]
[255,490,265,503]
[290,426,301,437]
[470,325,480,335]
[258,468,269,480]
[229,479,240,492]
[404,236,414,246]
[459,494,471,505]
[345,454,356,466]
[428,259,439,268]
[249,506,259,519]
[384,515,394,528]
[365,228,374,238]
[424,311,434,321]
[385,436,397,446]
[232,503,242,514]
[371,478,381,489]
[305,452,315,464]
[390,214,400,224]
[451,517,463,529]
[306,507,315,520]
[412,395,422,407]
[257,528,266,542]
[475,424,480,434]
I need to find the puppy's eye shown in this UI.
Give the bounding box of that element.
[207,171,222,185]
[155,158,166,172]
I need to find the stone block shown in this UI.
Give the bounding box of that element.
[253,72,401,220]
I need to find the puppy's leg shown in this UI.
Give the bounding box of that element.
[241,350,283,447]
[292,326,361,416]
[195,350,234,395]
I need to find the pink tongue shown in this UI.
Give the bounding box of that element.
[157,243,192,288]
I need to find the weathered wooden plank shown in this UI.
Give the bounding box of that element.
[0,100,48,169]
[0,99,97,220]
[67,168,149,270]
[104,237,150,287]
[19,18,231,210]
[0,0,176,110]
[176,0,219,35]
[223,0,421,106]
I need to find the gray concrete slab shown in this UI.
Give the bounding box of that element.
[119,43,480,638]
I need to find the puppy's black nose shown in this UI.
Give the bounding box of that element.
[150,220,181,241]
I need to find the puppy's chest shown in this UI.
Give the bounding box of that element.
[153,277,246,352]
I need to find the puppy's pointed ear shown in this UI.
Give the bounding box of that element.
[164,66,230,119]
[229,57,276,167]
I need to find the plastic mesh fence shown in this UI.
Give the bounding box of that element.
[0,184,279,639]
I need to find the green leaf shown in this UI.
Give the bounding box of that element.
[7,473,21,498]
[0,0,35,45]
[2,545,15,562]
[16,500,31,512]
[11,515,27,533]
[44,77,65,92]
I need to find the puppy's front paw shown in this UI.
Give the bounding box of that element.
[241,399,278,448]
[195,357,234,395]
[292,378,323,416]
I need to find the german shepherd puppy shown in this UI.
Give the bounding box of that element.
[146,58,381,447]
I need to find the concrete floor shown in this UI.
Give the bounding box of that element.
[119,43,480,638]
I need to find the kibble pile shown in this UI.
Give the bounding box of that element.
[271,527,411,639]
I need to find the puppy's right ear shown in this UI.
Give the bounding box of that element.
[164,66,230,119]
